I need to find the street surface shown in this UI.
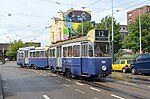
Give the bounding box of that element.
[0,61,150,99]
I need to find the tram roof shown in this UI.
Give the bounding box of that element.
[49,29,96,47]
[35,47,49,50]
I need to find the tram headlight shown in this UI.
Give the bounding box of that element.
[102,65,107,71]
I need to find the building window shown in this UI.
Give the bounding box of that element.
[128,13,132,16]
[148,8,150,12]
[128,18,132,22]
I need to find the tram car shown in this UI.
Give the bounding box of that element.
[17,46,35,67]
[48,29,112,78]
[28,47,49,69]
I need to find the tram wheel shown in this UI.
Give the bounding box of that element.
[66,69,72,78]
[51,66,56,73]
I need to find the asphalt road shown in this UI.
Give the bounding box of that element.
[0,61,149,99]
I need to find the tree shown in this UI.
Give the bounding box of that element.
[6,39,24,60]
[96,16,122,54]
[124,13,150,53]
[76,21,95,35]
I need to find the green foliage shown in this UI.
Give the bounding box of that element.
[124,13,150,53]
[76,21,95,35]
[96,16,122,54]
[25,42,39,47]
[6,39,25,57]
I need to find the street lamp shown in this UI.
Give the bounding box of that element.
[111,0,114,63]
[138,8,142,54]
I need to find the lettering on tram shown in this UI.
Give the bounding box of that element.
[95,30,109,41]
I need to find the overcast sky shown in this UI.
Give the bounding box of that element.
[0,0,149,46]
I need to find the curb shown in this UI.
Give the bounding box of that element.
[0,75,4,99]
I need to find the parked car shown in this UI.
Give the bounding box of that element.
[130,53,150,75]
[112,59,132,73]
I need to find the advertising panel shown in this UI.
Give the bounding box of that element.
[63,10,91,39]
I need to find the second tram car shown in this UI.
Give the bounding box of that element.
[28,47,49,69]
[48,29,112,78]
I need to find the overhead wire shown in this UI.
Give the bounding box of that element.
[40,0,82,7]
[86,0,102,8]
[93,0,149,15]
[94,0,150,22]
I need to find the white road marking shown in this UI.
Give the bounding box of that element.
[43,95,50,99]
[76,82,83,86]
[64,84,70,87]
[111,94,125,99]
[90,87,100,92]
[66,79,71,82]
[49,77,52,79]
[52,74,56,76]
[75,89,85,94]
[48,73,51,75]
[40,73,42,75]
[125,82,136,86]
[44,71,46,73]
[58,76,62,79]
[43,75,47,77]
[94,97,99,99]
[148,86,150,88]
[56,80,60,83]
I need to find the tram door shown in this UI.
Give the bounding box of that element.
[56,46,62,70]
[24,51,29,66]
[81,43,89,74]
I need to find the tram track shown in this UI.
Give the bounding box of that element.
[80,80,149,99]
[107,77,150,92]
[29,69,150,99]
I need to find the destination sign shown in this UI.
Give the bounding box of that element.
[95,30,109,41]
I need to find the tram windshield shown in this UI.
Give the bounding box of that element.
[94,42,110,57]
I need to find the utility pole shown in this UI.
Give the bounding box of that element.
[111,0,114,63]
[139,8,142,54]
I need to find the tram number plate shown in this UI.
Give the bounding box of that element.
[95,30,109,41]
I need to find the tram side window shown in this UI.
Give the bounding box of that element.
[30,52,33,58]
[50,50,52,57]
[50,49,55,57]
[73,45,80,57]
[68,46,72,57]
[63,47,68,57]
[19,53,23,58]
[25,51,28,58]
[81,44,88,57]
[41,51,45,57]
[33,52,36,57]
[21,53,24,58]
[53,49,55,57]
[36,51,40,57]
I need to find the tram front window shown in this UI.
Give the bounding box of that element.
[94,42,110,57]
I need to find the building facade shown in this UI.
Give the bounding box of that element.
[49,9,91,44]
[127,5,150,25]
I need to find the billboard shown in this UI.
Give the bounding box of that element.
[63,10,91,39]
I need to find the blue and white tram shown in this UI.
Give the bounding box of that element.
[28,47,49,69]
[17,46,35,67]
[48,29,112,78]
